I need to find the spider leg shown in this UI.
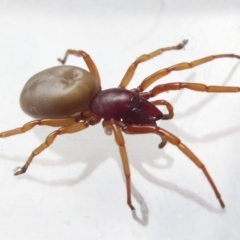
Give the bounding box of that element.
[58,49,101,89]
[0,116,80,138]
[13,120,91,176]
[140,82,240,98]
[150,99,174,120]
[122,124,225,209]
[118,40,188,89]
[137,54,240,92]
[103,119,135,210]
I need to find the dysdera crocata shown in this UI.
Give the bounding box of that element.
[1,40,240,210]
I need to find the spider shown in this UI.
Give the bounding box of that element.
[0,40,240,211]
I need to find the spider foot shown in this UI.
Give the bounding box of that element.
[14,166,27,176]
[57,58,65,65]
[158,137,167,149]
[127,199,136,211]
[129,204,136,211]
[177,39,188,49]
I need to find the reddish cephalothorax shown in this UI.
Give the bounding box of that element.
[1,40,240,211]
[90,88,163,125]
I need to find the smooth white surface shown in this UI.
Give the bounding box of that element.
[0,0,240,239]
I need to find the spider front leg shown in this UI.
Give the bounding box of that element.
[103,120,135,210]
[147,82,240,97]
[149,99,174,120]
[118,39,188,89]
[122,125,225,209]
[138,53,240,91]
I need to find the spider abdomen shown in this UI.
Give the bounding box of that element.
[90,88,163,125]
[20,66,99,118]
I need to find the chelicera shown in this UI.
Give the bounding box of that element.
[1,40,240,210]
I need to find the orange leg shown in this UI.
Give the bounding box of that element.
[137,54,240,92]
[122,124,225,209]
[148,82,240,96]
[13,120,90,175]
[118,40,188,89]
[150,100,174,120]
[103,120,135,210]
[58,49,101,89]
[0,116,79,138]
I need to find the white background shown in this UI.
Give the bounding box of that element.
[0,1,240,239]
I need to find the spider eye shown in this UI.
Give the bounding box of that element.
[131,95,139,103]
